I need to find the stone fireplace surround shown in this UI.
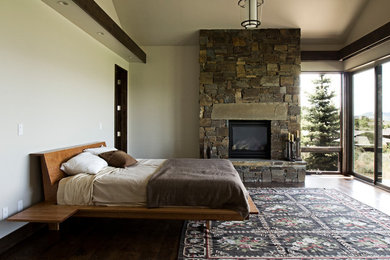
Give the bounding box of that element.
[199,29,306,182]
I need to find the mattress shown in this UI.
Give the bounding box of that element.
[57,159,166,206]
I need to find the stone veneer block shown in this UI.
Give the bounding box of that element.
[262,170,272,182]
[271,168,285,182]
[211,103,288,120]
[285,170,298,182]
[298,169,306,182]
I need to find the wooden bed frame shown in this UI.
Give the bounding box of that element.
[8,142,258,230]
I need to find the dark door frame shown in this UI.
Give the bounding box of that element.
[114,64,128,152]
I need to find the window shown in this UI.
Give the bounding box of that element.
[353,69,375,180]
[300,73,342,172]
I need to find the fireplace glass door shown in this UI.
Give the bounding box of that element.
[229,120,271,159]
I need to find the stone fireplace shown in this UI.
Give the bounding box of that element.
[199,29,301,160]
[199,29,306,182]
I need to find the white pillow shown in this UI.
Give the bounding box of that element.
[83,146,117,155]
[60,152,108,175]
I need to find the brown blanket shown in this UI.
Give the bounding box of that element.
[146,159,249,218]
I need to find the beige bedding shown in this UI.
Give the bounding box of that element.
[57,159,166,206]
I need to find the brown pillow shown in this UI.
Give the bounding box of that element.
[99,150,137,168]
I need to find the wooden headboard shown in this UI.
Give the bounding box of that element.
[31,142,106,203]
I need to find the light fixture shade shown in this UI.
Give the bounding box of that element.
[238,0,264,29]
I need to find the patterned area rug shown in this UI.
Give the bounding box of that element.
[178,188,390,259]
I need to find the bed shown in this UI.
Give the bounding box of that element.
[8,142,258,230]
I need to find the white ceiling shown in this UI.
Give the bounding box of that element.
[112,0,372,49]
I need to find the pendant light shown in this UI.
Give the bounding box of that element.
[238,0,264,29]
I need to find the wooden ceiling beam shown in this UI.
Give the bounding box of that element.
[301,51,340,61]
[338,22,390,61]
[72,0,146,63]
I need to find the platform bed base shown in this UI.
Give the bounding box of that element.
[9,196,258,231]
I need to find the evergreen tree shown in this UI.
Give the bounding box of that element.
[302,74,340,171]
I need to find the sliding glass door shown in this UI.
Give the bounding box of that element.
[381,61,390,186]
[352,60,390,189]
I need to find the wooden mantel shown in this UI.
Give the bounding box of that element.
[42,0,146,63]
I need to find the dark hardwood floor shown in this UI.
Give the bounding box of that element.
[1,174,390,260]
[0,218,183,260]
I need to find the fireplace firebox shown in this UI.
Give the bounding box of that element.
[228,120,271,159]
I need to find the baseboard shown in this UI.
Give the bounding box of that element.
[0,223,46,255]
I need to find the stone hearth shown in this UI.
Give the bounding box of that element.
[231,159,306,183]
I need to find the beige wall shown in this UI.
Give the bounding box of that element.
[302,61,344,72]
[129,46,199,159]
[0,0,128,238]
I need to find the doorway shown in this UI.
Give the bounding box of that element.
[115,64,128,152]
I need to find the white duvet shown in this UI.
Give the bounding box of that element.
[57,159,166,206]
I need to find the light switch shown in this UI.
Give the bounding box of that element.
[18,123,23,136]
[99,122,103,130]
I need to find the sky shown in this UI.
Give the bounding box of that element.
[353,62,390,116]
[353,68,375,116]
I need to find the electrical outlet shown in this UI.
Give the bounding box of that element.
[2,207,8,219]
[18,200,23,212]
